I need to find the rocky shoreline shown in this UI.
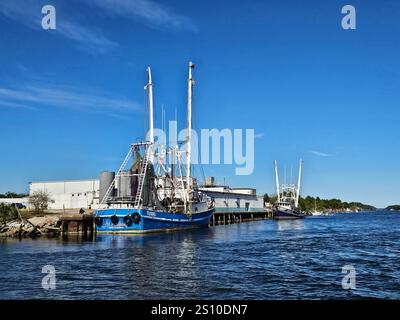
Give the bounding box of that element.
[0,215,61,238]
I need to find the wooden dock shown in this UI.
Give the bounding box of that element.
[61,213,94,235]
[209,210,273,227]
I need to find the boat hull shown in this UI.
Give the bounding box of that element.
[94,208,214,233]
[273,207,305,220]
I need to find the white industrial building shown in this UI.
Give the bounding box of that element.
[29,179,100,210]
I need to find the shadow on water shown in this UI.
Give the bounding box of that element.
[61,233,95,243]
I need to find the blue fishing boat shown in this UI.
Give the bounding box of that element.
[94,63,214,233]
[95,207,214,233]
[273,159,306,220]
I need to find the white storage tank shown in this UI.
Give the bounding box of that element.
[99,171,115,202]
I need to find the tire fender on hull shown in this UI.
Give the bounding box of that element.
[131,212,141,224]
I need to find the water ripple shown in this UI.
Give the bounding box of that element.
[0,211,399,299]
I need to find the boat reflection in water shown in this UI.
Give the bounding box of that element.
[275,219,306,232]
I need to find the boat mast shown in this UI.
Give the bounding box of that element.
[186,62,195,200]
[274,160,280,202]
[146,66,154,163]
[295,158,302,207]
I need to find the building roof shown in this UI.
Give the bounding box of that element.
[29,178,99,184]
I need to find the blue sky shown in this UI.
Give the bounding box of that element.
[0,0,399,207]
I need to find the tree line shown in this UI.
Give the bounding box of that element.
[386,205,400,211]
[263,193,376,212]
[0,191,28,198]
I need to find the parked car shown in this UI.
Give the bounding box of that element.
[11,203,26,209]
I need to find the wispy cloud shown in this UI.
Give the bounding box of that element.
[83,0,198,32]
[254,132,265,139]
[0,0,197,54]
[0,83,141,120]
[310,150,332,157]
[0,0,118,54]
[57,20,118,54]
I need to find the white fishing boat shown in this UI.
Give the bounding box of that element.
[273,159,306,220]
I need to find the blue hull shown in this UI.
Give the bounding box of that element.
[94,208,214,233]
[273,208,305,220]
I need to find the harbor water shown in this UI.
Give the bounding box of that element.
[0,211,399,299]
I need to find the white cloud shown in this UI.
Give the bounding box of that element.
[83,0,198,32]
[0,0,118,54]
[254,132,265,139]
[310,150,332,157]
[57,20,118,54]
[0,83,141,120]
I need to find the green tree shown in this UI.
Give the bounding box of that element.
[269,195,278,204]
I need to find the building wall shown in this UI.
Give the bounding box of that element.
[27,179,264,212]
[29,180,100,210]
[199,188,264,212]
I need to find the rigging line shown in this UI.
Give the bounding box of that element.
[290,165,293,186]
[161,104,164,135]
[284,165,286,188]
[191,82,205,185]
[164,105,167,142]
[190,81,204,183]
[200,162,206,186]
